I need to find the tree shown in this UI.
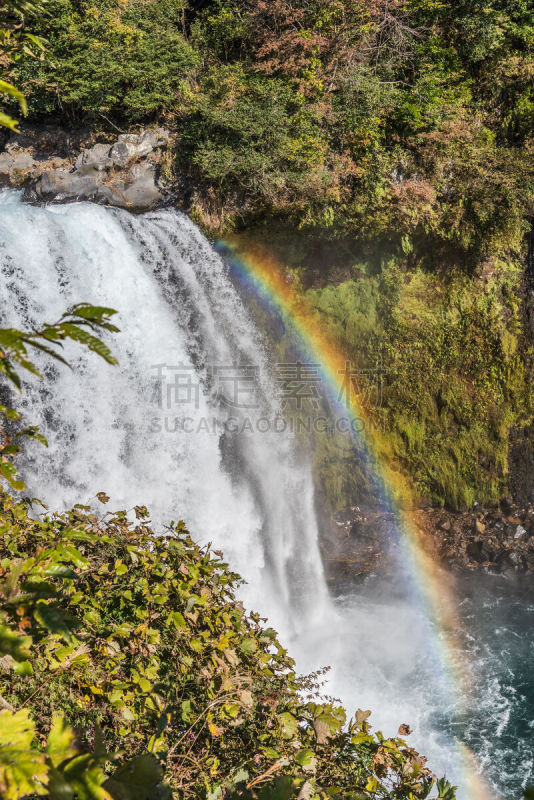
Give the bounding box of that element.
[0,0,46,129]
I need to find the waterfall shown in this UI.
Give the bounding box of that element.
[3,189,521,800]
[0,189,331,647]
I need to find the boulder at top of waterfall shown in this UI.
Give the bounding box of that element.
[0,125,172,211]
[99,162,163,210]
[0,149,37,179]
[109,129,169,166]
[74,142,114,171]
[31,166,104,202]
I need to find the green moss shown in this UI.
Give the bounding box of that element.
[304,255,533,510]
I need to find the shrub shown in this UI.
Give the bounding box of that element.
[12,0,198,123]
[0,491,455,799]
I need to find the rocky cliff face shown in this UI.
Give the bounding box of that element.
[0,125,172,211]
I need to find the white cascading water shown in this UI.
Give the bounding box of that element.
[0,190,329,646]
[2,189,515,799]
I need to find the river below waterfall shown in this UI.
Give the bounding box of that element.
[0,190,532,799]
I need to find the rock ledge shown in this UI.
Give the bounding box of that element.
[0,126,171,211]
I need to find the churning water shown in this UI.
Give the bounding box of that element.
[0,190,532,799]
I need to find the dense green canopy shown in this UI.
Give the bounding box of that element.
[6,0,533,256]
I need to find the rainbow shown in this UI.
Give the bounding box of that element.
[217,239,495,800]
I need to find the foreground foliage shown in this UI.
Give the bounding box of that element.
[0,490,455,799]
[0,304,119,492]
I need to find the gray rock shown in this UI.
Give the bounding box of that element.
[0,152,15,178]
[74,143,113,171]
[28,166,104,202]
[17,127,170,210]
[110,129,169,166]
[102,162,163,210]
[508,550,523,567]
[514,525,527,539]
[0,150,37,178]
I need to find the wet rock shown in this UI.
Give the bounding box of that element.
[507,550,523,568]
[325,507,395,590]
[349,518,363,538]
[102,161,163,210]
[27,157,165,210]
[466,541,483,561]
[415,503,534,575]
[0,149,37,180]
[29,166,104,202]
[3,126,171,212]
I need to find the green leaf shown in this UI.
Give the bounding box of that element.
[104,754,170,800]
[0,624,31,663]
[14,659,33,675]
[166,611,186,629]
[294,749,317,774]
[258,776,295,800]
[0,709,47,800]
[62,753,111,800]
[277,712,298,739]
[0,112,21,132]
[47,764,75,800]
[240,637,257,654]
[34,603,78,639]
[53,324,118,366]
[436,778,458,800]
[57,543,89,569]
[46,714,79,767]
[44,565,77,579]
[0,80,27,114]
